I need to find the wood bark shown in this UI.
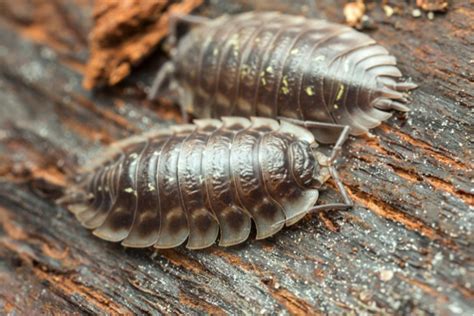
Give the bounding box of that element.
[0,0,472,314]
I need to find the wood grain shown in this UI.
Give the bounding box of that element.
[0,0,472,314]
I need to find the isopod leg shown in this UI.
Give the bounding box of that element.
[148,61,175,100]
[176,86,190,123]
[148,62,191,122]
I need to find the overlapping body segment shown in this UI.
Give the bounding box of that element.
[62,117,337,249]
[159,11,416,143]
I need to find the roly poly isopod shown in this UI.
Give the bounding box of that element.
[149,11,417,143]
[59,117,352,249]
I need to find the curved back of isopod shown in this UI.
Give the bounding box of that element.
[58,117,352,249]
[149,11,416,143]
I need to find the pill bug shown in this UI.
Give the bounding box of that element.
[58,117,352,249]
[150,11,417,143]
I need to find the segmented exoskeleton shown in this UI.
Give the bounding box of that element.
[59,117,352,249]
[150,11,417,143]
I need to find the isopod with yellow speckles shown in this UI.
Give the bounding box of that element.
[150,11,417,143]
[58,117,352,249]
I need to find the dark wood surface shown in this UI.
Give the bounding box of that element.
[0,0,472,314]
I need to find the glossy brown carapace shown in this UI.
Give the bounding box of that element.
[59,117,347,249]
[151,11,417,143]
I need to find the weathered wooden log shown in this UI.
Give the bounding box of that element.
[0,0,472,314]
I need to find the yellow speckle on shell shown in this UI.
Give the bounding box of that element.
[305,86,315,96]
[336,84,345,101]
[260,71,266,86]
[281,75,290,95]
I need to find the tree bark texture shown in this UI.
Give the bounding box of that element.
[0,0,472,314]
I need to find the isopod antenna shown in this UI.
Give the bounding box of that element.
[278,117,353,212]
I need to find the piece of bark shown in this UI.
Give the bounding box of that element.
[83,0,203,90]
[416,0,449,12]
[343,0,366,27]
